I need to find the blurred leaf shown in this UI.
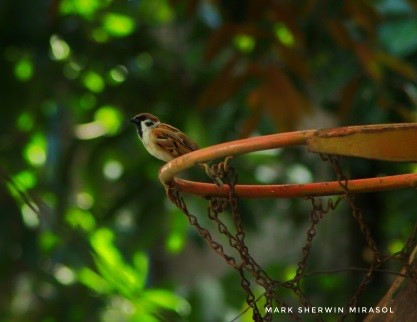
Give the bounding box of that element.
[90,229,147,297]
[338,76,361,120]
[376,52,417,81]
[83,71,105,93]
[20,204,40,228]
[326,20,352,48]
[379,19,417,56]
[129,313,160,322]
[345,0,379,35]
[319,275,342,291]
[143,289,190,313]
[353,42,383,81]
[16,112,35,132]
[273,44,311,81]
[388,239,404,255]
[103,159,124,180]
[107,65,128,85]
[78,267,113,294]
[94,105,123,135]
[60,0,111,19]
[23,133,47,167]
[204,24,236,60]
[132,252,149,289]
[90,228,121,266]
[12,170,37,191]
[39,231,60,252]
[165,208,188,254]
[197,56,246,109]
[14,58,34,81]
[377,0,412,14]
[65,208,96,232]
[204,24,259,60]
[283,265,297,281]
[102,13,135,37]
[244,65,313,134]
[49,35,71,61]
[138,0,174,25]
[273,22,295,47]
[233,34,256,54]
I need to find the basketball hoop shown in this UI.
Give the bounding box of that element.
[159,123,417,198]
[159,123,417,321]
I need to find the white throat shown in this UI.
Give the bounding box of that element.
[140,122,159,140]
[139,121,170,161]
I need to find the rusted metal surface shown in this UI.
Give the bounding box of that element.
[168,173,417,198]
[159,123,417,198]
[307,123,417,162]
[159,130,314,186]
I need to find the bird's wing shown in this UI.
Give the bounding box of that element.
[152,124,200,158]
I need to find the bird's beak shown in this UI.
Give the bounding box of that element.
[130,118,138,124]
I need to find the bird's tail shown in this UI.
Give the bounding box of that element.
[198,163,224,188]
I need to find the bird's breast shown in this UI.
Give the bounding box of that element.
[141,130,173,162]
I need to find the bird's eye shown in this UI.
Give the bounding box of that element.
[144,121,154,126]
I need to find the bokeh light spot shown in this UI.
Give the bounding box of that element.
[23,134,47,167]
[54,264,76,285]
[94,106,122,135]
[102,13,135,37]
[79,93,97,110]
[13,170,37,190]
[108,65,128,84]
[135,53,153,71]
[76,192,94,210]
[139,0,174,24]
[40,231,60,252]
[60,0,108,18]
[17,113,34,132]
[65,208,96,232]
[83,71,105,93]
[63,61,82,79]
[233,34,255,53]
[103,160,124,180]
[92,28,109,43]
[274,22,295,47]
[287,164,312,184]
[14,58,34,81]
[50,35,71,60]
[388,240,404,254]
[21,204,40,229]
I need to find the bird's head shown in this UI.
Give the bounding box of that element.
[130,113,160,139]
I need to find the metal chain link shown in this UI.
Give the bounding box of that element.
[166,153,417,321]
[322,154,385,318]
[296,196,343,279]
[290,196,344,322]
[212,161,277,321]
[324,155,382,262]
[168,159,302,321]
[167,188,240,269]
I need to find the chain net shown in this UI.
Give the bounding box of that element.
[167,155,417,321]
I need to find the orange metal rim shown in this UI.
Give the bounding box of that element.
[158,124,417,198]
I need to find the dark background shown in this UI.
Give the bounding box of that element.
[1,0,417,321]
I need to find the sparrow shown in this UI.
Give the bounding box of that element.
[130,113,223,187]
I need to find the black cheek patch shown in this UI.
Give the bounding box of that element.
[137,127,143,139]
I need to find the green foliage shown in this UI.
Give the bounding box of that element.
[14,57,34,81]
[102,13,136,38]
[77,228,189,320]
